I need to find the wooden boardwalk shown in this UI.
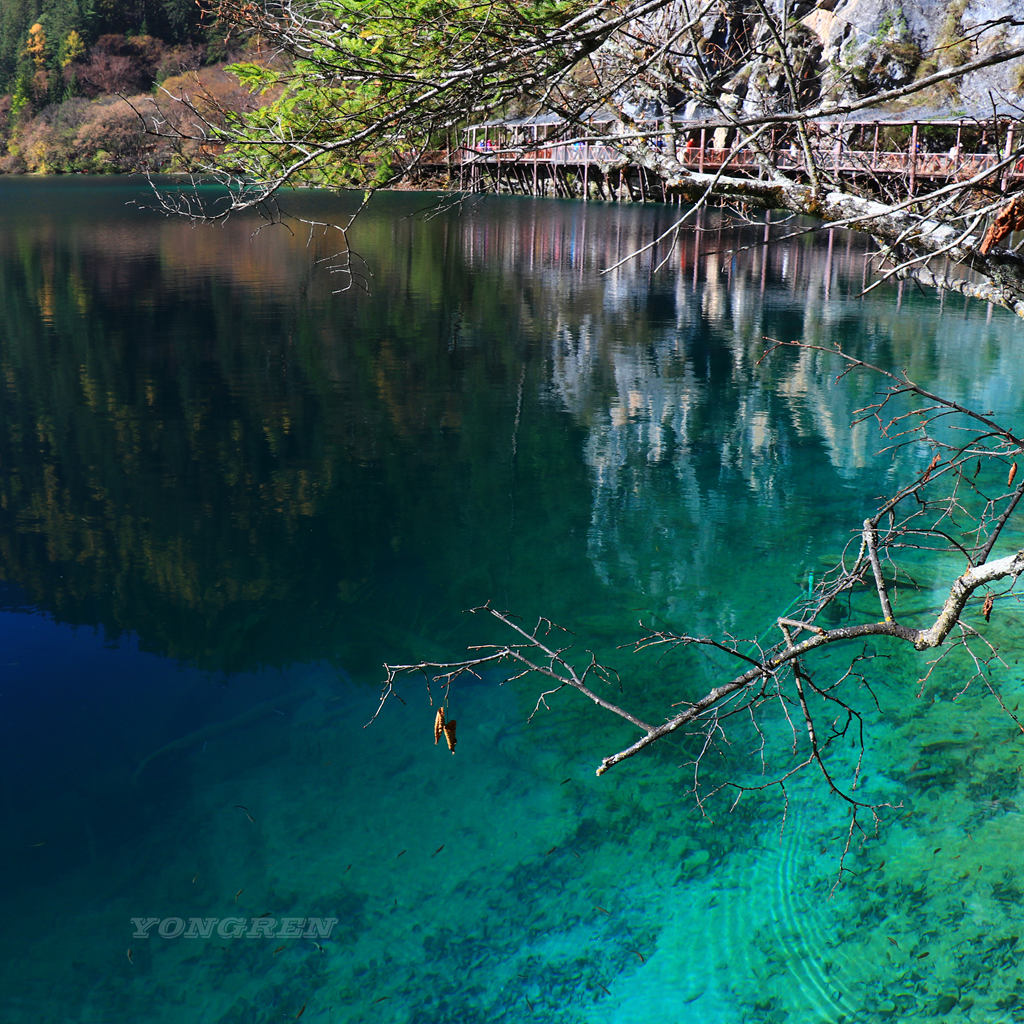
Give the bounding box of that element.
[435,117,1024,199]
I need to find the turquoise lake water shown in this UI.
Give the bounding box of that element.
[1,178,1023,1022]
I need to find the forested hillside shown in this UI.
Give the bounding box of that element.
[0,0,247,172]
[0,1,205,91]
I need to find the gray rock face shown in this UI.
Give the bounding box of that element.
[959,0,1024,106]
[796,0,1024,112]
[615,1,1023,119]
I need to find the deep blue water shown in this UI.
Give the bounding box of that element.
[1,178,1023,1022]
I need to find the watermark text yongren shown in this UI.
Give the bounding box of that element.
[131,917,338,939]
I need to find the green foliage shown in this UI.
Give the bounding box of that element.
[211,0,594,188]
[59,28,86,67]
[0,1,34,90]
[875,7,908,42]
[10,73,31,122]
[226,60,277,94]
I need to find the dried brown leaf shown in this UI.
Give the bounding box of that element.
[443,719,457,753]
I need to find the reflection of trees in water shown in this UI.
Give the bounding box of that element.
[0,191,591,672]
[2,189,1022,670]
[0,243,332,670]
[533,214,1024,618]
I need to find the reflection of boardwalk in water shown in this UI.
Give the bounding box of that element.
[428,116,1024,200]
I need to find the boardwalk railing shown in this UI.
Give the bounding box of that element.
[446,117,1024,192]
[456,140,1019,183]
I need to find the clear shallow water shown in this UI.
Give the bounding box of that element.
[1,178,1023,1022]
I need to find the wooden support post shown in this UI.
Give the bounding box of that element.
[1002,124,1015,191]
[909,122,918,196]
[532,125,538,195]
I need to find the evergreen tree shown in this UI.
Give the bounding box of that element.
[0,0,206,95]
[0,1,35,94]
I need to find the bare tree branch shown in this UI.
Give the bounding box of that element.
[378,340,1024,827]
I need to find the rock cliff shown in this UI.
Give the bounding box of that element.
[664,0,1024,119]
[795,0,1024,113]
